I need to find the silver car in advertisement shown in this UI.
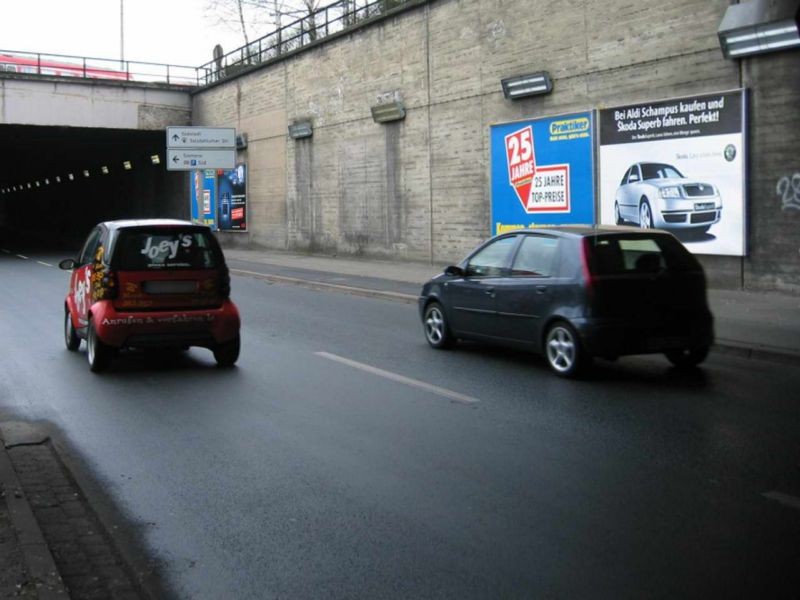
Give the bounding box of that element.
[614,162,722,233]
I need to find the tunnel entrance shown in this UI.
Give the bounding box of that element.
[0,124,188,251]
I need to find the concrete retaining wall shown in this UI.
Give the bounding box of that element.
[193,0,800,292]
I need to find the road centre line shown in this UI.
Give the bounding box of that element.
[762,491,800,511]
[315,351,479,405]
[16,254,29,260]
[37,261,53,267]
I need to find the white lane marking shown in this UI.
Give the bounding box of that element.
[315,351,479,405]
[16,254,29,260]
[37,261,53,267]
[762,491,800,511]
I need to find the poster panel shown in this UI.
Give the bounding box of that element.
[189,169,217,229]
[598,90,746,256]
[490,112,595,235]
[217,163,247,232]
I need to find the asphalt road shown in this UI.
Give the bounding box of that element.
[1,248,799,599]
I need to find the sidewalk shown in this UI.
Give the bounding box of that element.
[224,247,800,365]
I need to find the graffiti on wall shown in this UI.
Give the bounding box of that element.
[777,173,800,211]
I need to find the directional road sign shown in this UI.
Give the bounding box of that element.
[166,126,236,170]
[167,127,236,149]
[167,149,236,171]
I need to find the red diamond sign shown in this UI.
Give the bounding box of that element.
[505,125,536,210]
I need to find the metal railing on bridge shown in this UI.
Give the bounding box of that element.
[0,49,206,87]
[198,0,414,86]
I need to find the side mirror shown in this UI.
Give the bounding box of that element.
[58,258,77,270]
[444,265,463,277]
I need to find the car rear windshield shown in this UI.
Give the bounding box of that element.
[111,228,223,270]
[586,234,700,276]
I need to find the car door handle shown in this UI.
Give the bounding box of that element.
[484,287,495,297]
[536,285,548,294]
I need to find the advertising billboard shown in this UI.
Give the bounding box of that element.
[189,164,248,232]
[190,169,217,229]
[598,90,746,256]
[217,163,247,232]
[490,112,595,234]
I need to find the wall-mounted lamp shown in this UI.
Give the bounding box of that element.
[371,100,406,123]
[150,155,161,165]
[718,0,800,59]
[123,161,132,170]
[236,133,248,149]
[501,71,553,100]
[288,121,313,139]
[101,166,110,174]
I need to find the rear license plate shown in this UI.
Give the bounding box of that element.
[143,280,197,294]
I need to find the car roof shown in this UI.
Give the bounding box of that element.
[100,219,203,233]
[498,225,669,238]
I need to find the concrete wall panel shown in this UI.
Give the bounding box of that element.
[192,0,800,292]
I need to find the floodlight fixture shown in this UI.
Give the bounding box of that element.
[55,176,61,183]
[83,170,90,178]
[501,72,553,100]
[68,173,75,181]
[101,166,110,174]
[288,121,313,139]
[123,161,132,170]
[35,181,40,187]
[370,101,406,123]
[719,0,800,58]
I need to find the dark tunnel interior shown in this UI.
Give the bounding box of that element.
[0,124,188,252]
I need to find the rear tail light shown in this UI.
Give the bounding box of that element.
[219,265,231,299]
[580,238,594,299]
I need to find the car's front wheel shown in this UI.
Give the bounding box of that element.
[423,302,454,349]
[64,307,80,351]
[87,317,112,373]
[639,199,653,229]
[214,334,241,367]
[614,201,624,225]
[665,346,709,368]
[544,321,587,378]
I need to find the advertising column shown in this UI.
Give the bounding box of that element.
[490,112,595,234]
[598,90,746,256]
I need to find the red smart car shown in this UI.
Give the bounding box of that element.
[60,219,241,372]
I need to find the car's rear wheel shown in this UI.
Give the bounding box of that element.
[639,199,653,229]
[64,307,80,351]
[665,345,709,368]
[544,321,587,377]
[423,302,454,349]
[214,334,240,367]
[87,317,112,373]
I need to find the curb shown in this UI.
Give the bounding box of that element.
[232,267,800,367]
[231,267,419,304]
[712,339,800,366]
[0,434,69,599]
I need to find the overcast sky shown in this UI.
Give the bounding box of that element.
[0,0,252,67]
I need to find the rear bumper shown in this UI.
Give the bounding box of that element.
[88,300,240,349]
[573,312,714,357]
